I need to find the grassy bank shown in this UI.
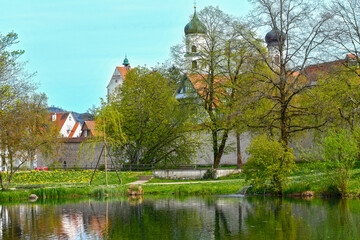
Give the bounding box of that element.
[0,169,247,201]
[0,179,246,201]
[142,179,246,195]
[4,162,360,202]
[0,170,144,201]
[0,185,128,201]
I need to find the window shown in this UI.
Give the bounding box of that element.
[192,60,198,69]
[275,54,280,65]
[182,85,187,93]
[191,45,197,53]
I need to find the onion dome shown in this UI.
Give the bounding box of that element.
[184,8,207,35]
[265,29,285,46]
[123,56,130,67]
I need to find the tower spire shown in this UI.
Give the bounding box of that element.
[123,55,130,69]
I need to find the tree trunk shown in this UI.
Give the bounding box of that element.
[212,128,219,168]
[236,132,243,169]
[213,130,229,169]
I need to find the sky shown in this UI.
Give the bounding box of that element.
[0,0,252,113]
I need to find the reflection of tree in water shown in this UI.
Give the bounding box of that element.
[108,198,206,239]
[320,199,360,240]
[234,197,306,239]
[237,197,360,240]
[214,204,231,240]
[0,197,360,239]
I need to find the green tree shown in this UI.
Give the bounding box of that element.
[313,66,360,131]
[96,66,198,167]
[243,134,295,194]
[240,0,331,147]
[320,129,358,196]
[0,32,34,110]
[0,94,60,190]
[172,6,258,169]
[0,32,57,190]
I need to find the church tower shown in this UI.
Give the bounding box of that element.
[265,29,285,68]
[106,56,131,99]
[184,4,207,71]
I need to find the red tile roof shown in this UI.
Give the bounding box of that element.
[302,59,345,82]
[81,121,99,137]
[48,112,70,130]
[346,54,356,59]
[116,67,129,79]
[68,122,80,138]
[187,74,227,108]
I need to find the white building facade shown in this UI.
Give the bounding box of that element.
[106,57,130,99]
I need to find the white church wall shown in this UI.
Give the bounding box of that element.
[107,68,124,98]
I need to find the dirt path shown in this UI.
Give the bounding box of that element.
[127,179,237,185]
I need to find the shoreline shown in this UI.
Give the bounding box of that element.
[0,179,359,203]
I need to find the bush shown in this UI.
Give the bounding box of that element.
[242,134,295,194]
[320,129,358,196]
[203,169,216,179]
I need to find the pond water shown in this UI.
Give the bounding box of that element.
[0,195,359,239]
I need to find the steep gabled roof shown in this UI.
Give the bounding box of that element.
[48,112,70,130]
[68,122,80,138]
[81,121,99,137]
[116,67,129,79]
[186,73,228,108]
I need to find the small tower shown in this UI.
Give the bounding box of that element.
[123,55,131,69]
[184,4,207,71]
[265,29,285,67]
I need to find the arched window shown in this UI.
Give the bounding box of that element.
[275,54,280,65]
[191,45,197,53]
[192,60,198,69]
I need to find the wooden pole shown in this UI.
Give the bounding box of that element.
[104,121,108,187]
[89,144,105,185]
[106,144,122,184]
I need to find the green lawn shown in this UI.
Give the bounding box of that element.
[143,179,246,195]
[4,170,151,189]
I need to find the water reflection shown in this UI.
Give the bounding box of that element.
[0,196,360,239]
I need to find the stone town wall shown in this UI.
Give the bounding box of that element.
[37,138,106,168]
[192,131,251,166]
[36,130,313,169]
[36,131,251,169]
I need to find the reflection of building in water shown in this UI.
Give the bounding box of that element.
[60,213,85,239]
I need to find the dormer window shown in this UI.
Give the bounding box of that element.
[52,113,56,121]
[191,45,197,53]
